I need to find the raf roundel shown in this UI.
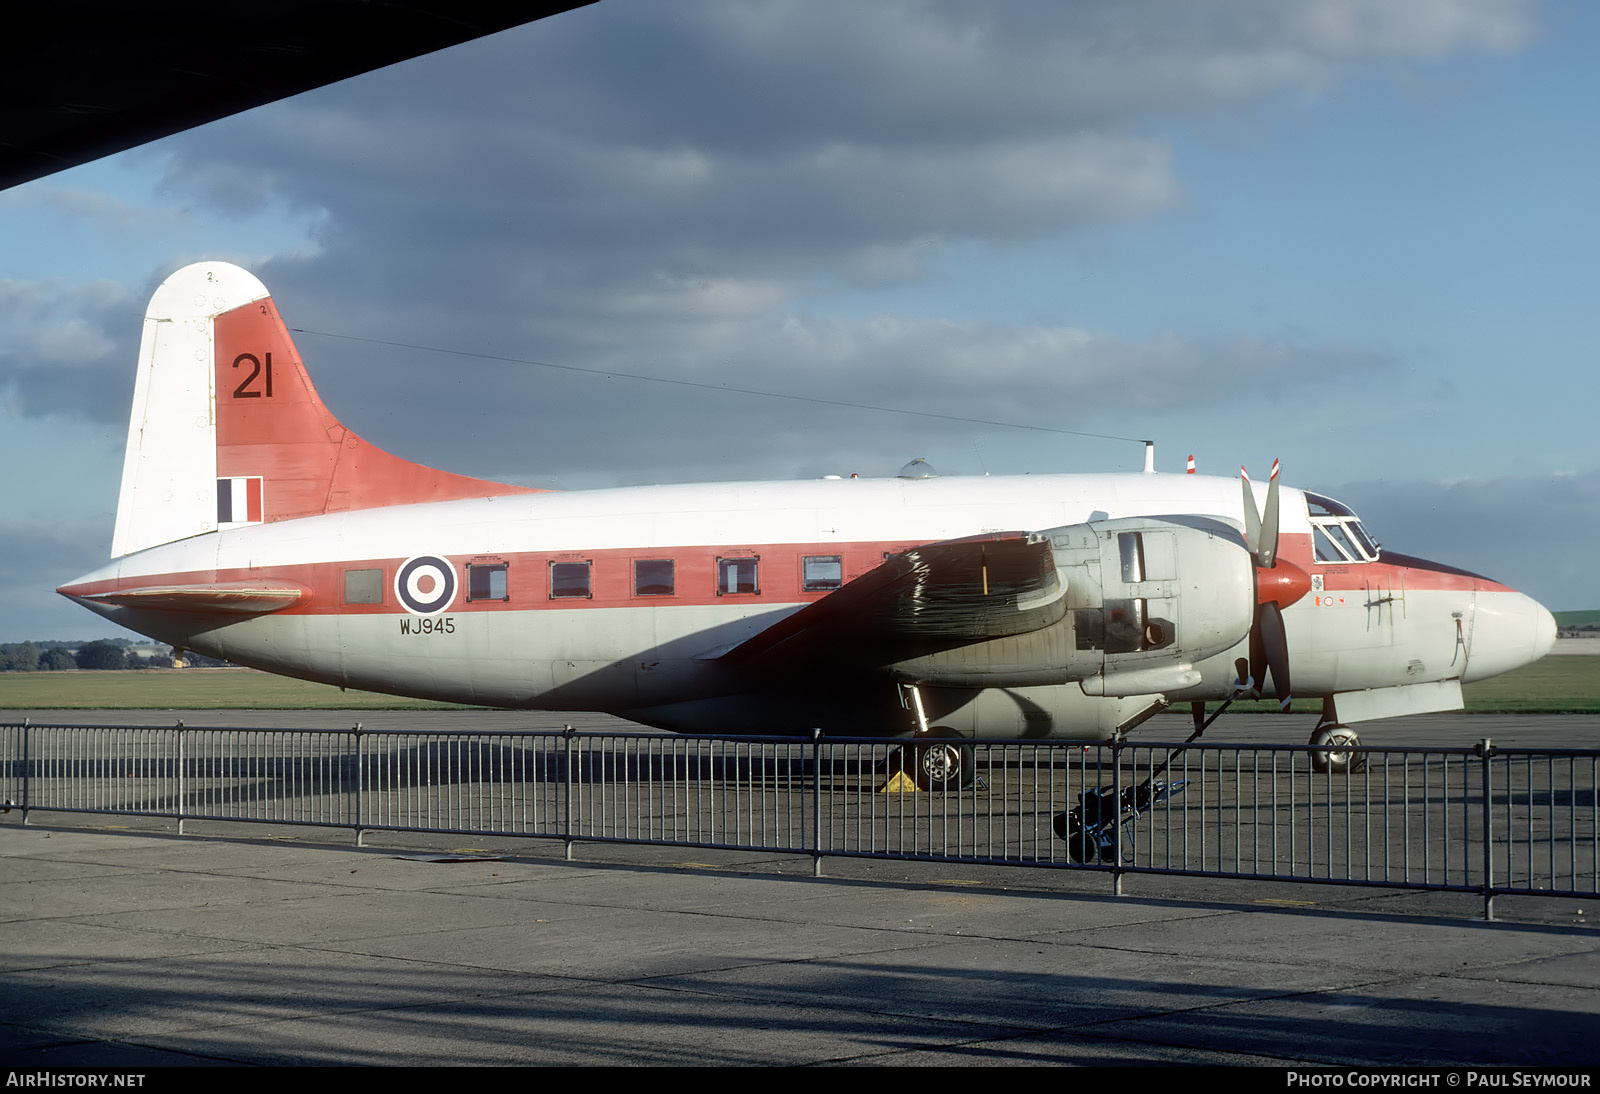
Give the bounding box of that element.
[395,555,457,616]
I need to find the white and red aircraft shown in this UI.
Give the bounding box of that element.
[59,261,1556,786]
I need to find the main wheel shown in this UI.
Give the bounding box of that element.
[910,729,975,791]
[1310,724,1363,774]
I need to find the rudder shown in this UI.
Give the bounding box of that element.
[111,261,537,558]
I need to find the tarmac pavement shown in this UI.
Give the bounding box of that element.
[3,816,1598,1067]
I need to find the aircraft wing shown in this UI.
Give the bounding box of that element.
[717,532,1064,670]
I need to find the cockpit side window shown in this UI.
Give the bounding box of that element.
[1346,521,1379,558]
[1313,526,1352,563]
[1305,491,1380,563]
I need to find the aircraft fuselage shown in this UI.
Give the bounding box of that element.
[60,470,1554,740]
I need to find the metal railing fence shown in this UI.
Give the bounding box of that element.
[3,721,1595,918]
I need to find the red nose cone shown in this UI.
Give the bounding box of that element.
[1257,559,1312,608]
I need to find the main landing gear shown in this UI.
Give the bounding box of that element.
[895,684,977,791]
[909,729,977,792]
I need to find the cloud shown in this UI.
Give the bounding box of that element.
[1286,0,1531,56]
[2,0,1568,650]
[0,519,126,642]
[267,299,1397,490]
[0,279,139,423]
[156,0,1534,282]
[5,1,1536,483]
[0,186,185,232]
[1326,469,1600,610]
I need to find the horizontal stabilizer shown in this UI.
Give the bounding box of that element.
[717,532,1063,668]
[72,581,309,615]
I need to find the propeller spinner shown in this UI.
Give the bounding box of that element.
[1241,461,1311,711]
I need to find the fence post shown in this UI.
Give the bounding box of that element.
[811,729,824,878]
[176,720,186,836]
[20,718,29,826]
[1111,738,1125,896]
[563,724,576,861]
[1478,738,1495,922]
[353,723,365,847]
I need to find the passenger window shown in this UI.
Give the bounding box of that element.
[467,563,509,601]
[343,568,383,605]
[550,561,592,599]
[717,557,759,595]
[802,555,843,592]
[634,559,675,596]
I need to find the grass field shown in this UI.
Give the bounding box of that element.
[1151,655,1600,715]
[3,658,1599,713]
[0,668,474,710]
[1460,654,1600,712]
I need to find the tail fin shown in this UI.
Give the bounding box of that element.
[111,261,539,557]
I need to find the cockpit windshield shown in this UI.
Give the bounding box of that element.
[1305,491,1380,564]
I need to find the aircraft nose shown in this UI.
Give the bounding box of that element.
[1464,589,1557,683]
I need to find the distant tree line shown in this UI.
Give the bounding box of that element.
[0,642,75,671]
[0,640,229,671]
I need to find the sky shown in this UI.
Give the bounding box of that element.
[3,0,1598,643]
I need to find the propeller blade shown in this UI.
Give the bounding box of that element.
[1258,600,1292,712]
[1258,458,1281,569]
[1240,466,1261,560]
[1247,607,1266,700]
[1243,458,1292,709]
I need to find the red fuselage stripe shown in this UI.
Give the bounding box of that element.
[62,532,1513,616]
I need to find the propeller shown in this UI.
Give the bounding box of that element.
[1241,460,1310,712]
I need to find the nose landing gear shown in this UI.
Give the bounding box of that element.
[1309,722,1363,774]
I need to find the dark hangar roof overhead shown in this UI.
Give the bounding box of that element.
[2,1,596,192]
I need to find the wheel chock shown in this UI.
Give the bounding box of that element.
[880,770,920,793]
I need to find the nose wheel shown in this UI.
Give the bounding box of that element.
[1309,723,1363,774]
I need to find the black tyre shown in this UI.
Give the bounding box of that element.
[910,730,975,791]
[1310,724,1363,774]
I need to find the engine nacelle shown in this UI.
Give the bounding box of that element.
[888,516,1255,694]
